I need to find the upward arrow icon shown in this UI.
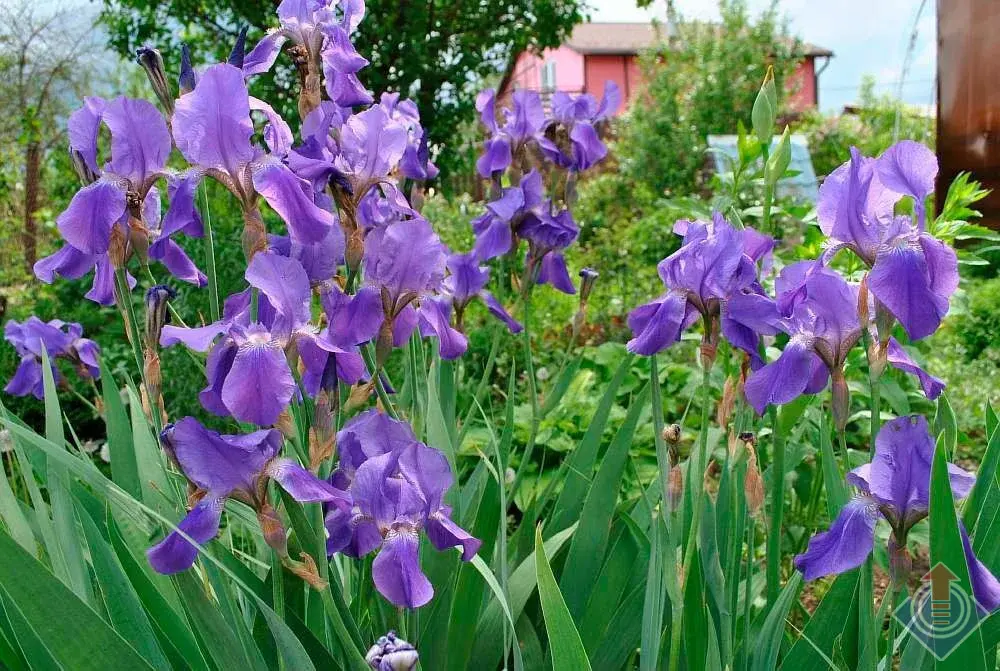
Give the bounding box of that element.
[924,563,959,601]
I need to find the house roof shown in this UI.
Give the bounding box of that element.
[563,22,833,58]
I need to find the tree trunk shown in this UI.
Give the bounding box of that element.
[22,139,40,272]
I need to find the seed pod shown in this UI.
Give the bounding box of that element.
[667,465,683,511]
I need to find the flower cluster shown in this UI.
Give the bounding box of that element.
[4,317,100,399]
[324,410,480,608]
[625,141,993,595]
[629,142,955,425]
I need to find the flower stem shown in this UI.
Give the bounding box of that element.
[766,403,786,607]
[200,182,221,323]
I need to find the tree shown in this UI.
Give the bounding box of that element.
[619,0,799,196]
[97,0,587,179]
[0,1,104,275]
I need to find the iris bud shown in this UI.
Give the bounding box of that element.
[228,26,248,70]
[179,45,196,95]
[136,46,173,113]
[144,285,175,351]
[365,632,418,671]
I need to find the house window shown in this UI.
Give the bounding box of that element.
[541,60,557,91]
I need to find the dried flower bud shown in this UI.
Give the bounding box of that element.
[179,45,196,95]
[667,465,683,510]
[345,228,365,276]
[857,274,870,325]
[375,320,395,369]
[717,376,738,427]
[831,370,851,433]
[284,552,328,591]
[345,381,375,412]
[868,339,887,380]
[662,423,681,445]
[108,224,130,270]
[242,208,268,261]
[366,632,419,671]
[257,502,288,556]
[275,409,296,438]
[744,445,764,515]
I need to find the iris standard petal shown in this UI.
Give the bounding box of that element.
[172,63,255,174]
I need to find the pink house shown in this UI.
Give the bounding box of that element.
[498,22,833,115]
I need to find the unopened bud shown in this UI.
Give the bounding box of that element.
[144,285,175,350]
[227,26,248,69]
[366,631,419,671]
[70,149,98,185]
[831,370,850,433]
[136,46,173,113]
[257,502,288,556]
[578,268,599,305]
[179,45,196,95]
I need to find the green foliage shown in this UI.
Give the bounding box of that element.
[795,75,935,177]
[618,0,800,196]
[97,0,586,179]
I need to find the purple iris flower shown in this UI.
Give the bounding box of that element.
[160,251,336,425]
[440,252,522,334]
[795,415,1000,611]
[380,93,438,181]
[471,170,545,261]
[626,213,775,361]
[148,417,349,574]
[36,95,205,303]
[538,81,620,171]
[474,89,545,179]
[171,63,337,247]
[325,410,480,608]
[4,318,100,399]
[361,218,467,360]
[521,207,580,295]
[744,262,946,422]
[818,142,957,340]
[243,0,371,107]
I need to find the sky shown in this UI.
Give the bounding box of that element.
[588,0,936,114]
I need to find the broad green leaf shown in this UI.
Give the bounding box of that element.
[963,417,1000,533]
[470,523,577,668]
[560,383,649,618]
[535,525,592,671]
[101,364,141,498]
[780,569,860,669]
[77,500,170,670]
[930,435,987,670]
[0,443,33,553]
[751,573,802,671]
[641,515,667,671]
[935,394,958,458]
[39,349,92,604]
[0,528,156,670]
[682,546,711,671]
[540,354,583,417]
[127,388,176,511]
[551,354,634,532]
